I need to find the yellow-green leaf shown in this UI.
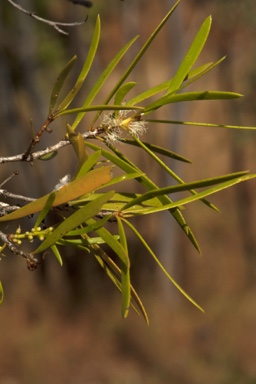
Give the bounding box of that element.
[49,55,77,114]
[0,167,112,222]
[67,123,88,175]
[51,244,63,266]
[34,191,115,254]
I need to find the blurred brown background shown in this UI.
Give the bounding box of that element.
[1,0,256,383]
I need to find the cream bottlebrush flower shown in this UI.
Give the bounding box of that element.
[101,112,123,144]
[101,110,147,144]
[123,116,148,138]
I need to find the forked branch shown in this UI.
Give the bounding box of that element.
[7,0,88,35]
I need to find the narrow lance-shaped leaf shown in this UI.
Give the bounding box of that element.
[85,142,201,252]
[146,119,256,131]
[88,219,131,318]
[123,218,204,312]
[103,172,145,189]
[75,150,102,179]
[138,174,256,214]
[114,82,137,107]
[144,91,242,114]
[56,104,144,117]
[33,192,56,229]
[66,124,88,176]
[125,57,226,107]
[102,0,181,107]
[167,16,212,94]
[130,134,217,211]
[38,151,58,161]
[0,166,112,221]
[126,79,171,107]
[117,217,130,318]
[63,214,112,236]
[50,244,63,266]
[70,35,139,130]
[49,55,77,114]
[34,191,115,254]
[55,15,101,113]
[92,243,149,324]
[109,144,201,251]
[121,139,191,163]
[179,56,226,91]
[121,171,250,211]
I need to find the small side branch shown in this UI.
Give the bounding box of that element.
[0,128,100,164]
[0,189,36,203]
[7,0,88,35]
[0,230,39,270]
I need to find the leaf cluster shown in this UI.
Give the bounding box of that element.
[1,0,256,323]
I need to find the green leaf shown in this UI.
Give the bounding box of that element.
[38,151,58,161]
[85,142,140,174]
[75,150,102,179]
[144,91,242,114]
[187,62,214,79]
[103,172,145,188]
[51,244,63,266]
[89,218,131,318]
[55,16,101,113]
[67,123,87,162]
[33,192,56,229]
[102,0,181,107]
[91,221,130,269]
[147,119,256,130]
[123,218,204,312]
[125,58,225,107]
[34,191,115,254]
[117,217,130,318]
[92,244,149,324]
[0,166,112,222]
[49,55,77,114]
[120,139,191,163]
[167,16,212,94]
[121,171,251,211]
[114,82,137,106]
[62,215,112,236]
[66,124,88,177]
[125,174,256,215]
[70,35,139,130]
[180,56,226,90]
[85,142,201,252]
[111,145,201,251]
[130,135,217,211]
[126,79,171,107]
[56,104,144,117]
[0,281,4,305]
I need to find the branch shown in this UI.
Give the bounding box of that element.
[0,230,39,270]
[7,0,88,35]
[0,189,35,203]
[0,128,100,164]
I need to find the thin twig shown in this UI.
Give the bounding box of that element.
[7,0,87,35]
[0,171,19,188]
[0,189,36,203]
[22,116,54,160]
[0,204,21,216]
[0,129,100,164]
